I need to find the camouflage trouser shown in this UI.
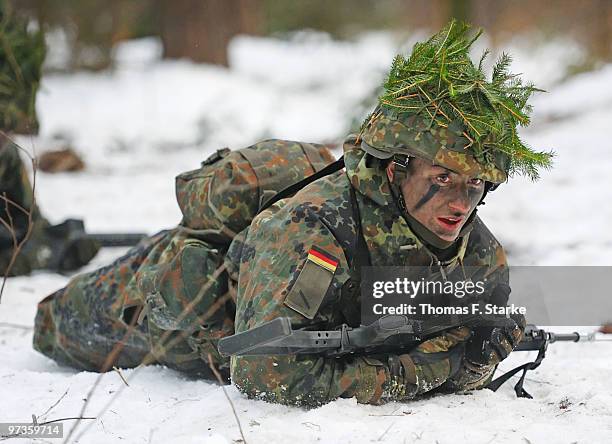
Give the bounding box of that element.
[33,227,234,379]
[0,137,99,275]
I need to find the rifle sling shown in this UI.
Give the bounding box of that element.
[487,341,547,398]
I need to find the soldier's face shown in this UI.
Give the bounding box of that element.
[387,158,485,242]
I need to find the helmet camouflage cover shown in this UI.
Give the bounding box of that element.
[360,20,553,183]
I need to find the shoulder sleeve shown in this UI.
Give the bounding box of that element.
[231,200,390,406]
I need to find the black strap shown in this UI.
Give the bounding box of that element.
[258,156,345,213]
[348,185,371,271]
[338,185,371,326]
[487,343,547,399]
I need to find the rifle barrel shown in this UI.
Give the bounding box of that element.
[549,331,612,343]
[547,332,580,343]
[88,233,147,247]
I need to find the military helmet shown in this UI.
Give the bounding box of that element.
[359,20,553,183]
[361,107,509,183]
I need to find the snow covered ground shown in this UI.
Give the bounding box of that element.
[1,32,611,443]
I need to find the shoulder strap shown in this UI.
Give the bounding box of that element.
[338,185,371,326]
[348,185,371,272]
[258,156,345,213]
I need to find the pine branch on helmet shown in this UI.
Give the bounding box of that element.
[359,19,554,184]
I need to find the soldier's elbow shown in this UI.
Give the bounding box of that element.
[230,356,331,407]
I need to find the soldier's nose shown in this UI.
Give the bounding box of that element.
[447,190,470,214]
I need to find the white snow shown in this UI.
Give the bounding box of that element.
[1,32,611,443]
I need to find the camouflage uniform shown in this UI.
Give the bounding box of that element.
[34,227,231,377]
[33,140,335,380]
[228,136,510,406]
[32,132,513,406]
[32,129,512,406]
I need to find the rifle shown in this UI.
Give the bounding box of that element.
[1,218,147,248]
[45,219,147,247]
[218,315,611,398]
[1,218,147,274]
[86,232,148,247]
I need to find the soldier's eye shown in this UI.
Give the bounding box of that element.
[469,178,483,186]
[435,174,451,184]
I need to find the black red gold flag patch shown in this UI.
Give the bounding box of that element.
[284,246,339,319]
[307,247,338,272]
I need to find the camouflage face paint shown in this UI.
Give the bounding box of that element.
[414,184,441,211]
[400,158,484,242]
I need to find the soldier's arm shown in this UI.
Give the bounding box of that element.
[444,244,524,391]
[230,203,472,406]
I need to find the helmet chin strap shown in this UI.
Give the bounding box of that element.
[478,181,497,206]
[389,154,411,214]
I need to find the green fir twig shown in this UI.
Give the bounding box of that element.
[370,20,554,180]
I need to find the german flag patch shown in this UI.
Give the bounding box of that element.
[307,247,338,272]
[284,246,339,319]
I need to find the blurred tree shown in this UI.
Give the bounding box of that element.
[0,0,45,134]
[263,0,406,37]
[13,0,156,70]
[158,0,262,66]
[448,0,471,23]
[586,0,611,60]
[8,0,612,70]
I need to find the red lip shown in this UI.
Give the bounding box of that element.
[436,216,464,231]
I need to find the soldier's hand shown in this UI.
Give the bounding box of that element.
[385,327,472,399]
[465,313,525,366]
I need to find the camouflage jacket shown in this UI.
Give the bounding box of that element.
[227,135,510,407]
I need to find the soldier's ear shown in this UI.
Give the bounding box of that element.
[386,162,395,182]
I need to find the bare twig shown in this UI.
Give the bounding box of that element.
[40,417,96,426]
[377,422,395,441]
[112,367,130,387]
[39,388,70,420]
[0,130,37,303]
[368,413,412,417]
[0,322,32,330]
[207,352,247,444]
